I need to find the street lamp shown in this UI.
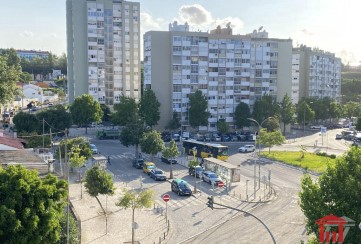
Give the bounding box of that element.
[247,117,275,196]
[303,101,313,134]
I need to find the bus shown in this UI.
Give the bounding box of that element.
[182,139,228,161]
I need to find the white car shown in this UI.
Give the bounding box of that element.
[238,145,256,153]
[90,144,99,154]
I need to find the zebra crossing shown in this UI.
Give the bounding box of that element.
[107,153,138,160]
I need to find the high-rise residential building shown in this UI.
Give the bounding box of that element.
[66,0,140,104]
[144,22,292,131]
[15,50,50,61]
[292,45,341,104]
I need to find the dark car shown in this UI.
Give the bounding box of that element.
[161,156,177,164]
[132,158,144,169]
[171,179,192,196]
[189,166,204,178]
[221,135,231,142]
[149,168,167,181]
[202,171,221,185]
[161,132,171,142]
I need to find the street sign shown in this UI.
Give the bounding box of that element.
[321,127,327,134]
[218,181,224,188]
[162,194,170,202]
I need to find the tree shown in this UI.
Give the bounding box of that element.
[252,95,279,124]
[120,114,147,158]
[56,137,93,161]
[356,117,361,131]
[343,101,361,119]
[69,145,86,178]
[234,102,251,129]
[162,140,180,179]
[20,132,52,148]
[69,94,103,134]
[279,94,295,135]
[112,96,138,126]
[299,147,361,242]
[0,165,68,243]
[140,130,164,161]
[166,111,181,131]
[139,89,160,127]
[116,189,154,244]
[217,119,229,134]
[84,166,114,214]
[189,90,210,129]
[296,101,315,127]
[0,55,21,106]
[36,105,72,135]
[13,112,39,133]
[100,104,111,123]
[257,128,285,153]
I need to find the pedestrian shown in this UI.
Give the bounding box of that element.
[139,153,142,159]
[107,155,111,165]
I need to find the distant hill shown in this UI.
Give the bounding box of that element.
[341,71,361,103]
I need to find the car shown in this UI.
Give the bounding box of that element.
[238,145,256,153]
[90,144,98,154]
[171,179,192,196]
[161,156,177,164]
[132,158,144,169]
[31,106,37,111]
[335,134,343,140]
[231,135,238,141]
[143,162,156,174]
[149,168,167,181]
[202,171,221,185]
[212,135,221,142]
[311,125,322,130]
[189,166,204,178]
[48,103,54,107]
[237,135,247,141]
[221,135,231,142]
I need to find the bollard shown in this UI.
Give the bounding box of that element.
[159,237,161,244]
[246,195,248,201]
[164,232,166,240]
[259,196,261,201]
[240,193,242,200]
[233,191,235,197]
[154,203,155,209]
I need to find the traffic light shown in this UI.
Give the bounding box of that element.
[207,196,214,210]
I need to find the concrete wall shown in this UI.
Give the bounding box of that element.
[276,40,293,102]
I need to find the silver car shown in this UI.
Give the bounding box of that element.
[90,144,98,154]
[238,145,255,153]
[202,171,221,185]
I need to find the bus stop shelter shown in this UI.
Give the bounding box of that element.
[204,157,240,183]
[92,155,107,170]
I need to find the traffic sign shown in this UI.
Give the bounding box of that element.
[162,194,170,202]
[218,181,224,188]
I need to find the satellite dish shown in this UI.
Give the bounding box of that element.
[258,26,263,31]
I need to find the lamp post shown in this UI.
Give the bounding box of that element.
[247,117,275,193]
[303,101,313,134]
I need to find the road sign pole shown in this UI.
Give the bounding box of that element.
[166,201,168,223]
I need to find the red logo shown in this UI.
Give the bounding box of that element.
[162,194,170,202]
[218,181,224,188]
[316,215,355,243]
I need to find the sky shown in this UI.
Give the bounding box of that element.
[0,0,360,65]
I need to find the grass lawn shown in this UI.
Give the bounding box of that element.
[261,151,337,173]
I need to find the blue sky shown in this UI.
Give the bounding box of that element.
[0,0,360,64]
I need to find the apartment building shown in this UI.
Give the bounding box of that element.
[292,45,341,104]
[144,22,292,131]
[66,0,140,104]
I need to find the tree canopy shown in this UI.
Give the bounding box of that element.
[0,51,21,106]
[56,137,92,160]
[234,102,251,129]
[139,89,160,127]
[0,165,68,243]
[112,96,138,126]
[279,94,295,135]
[299,147,361,243]
[252,95,279,124]
[217,119,229,134]
[189,90,210,128]
[140,130,164,159]
[120,114,147,157]
[257,128,285,153]
[69,94,103,134]
[166,111,181,131]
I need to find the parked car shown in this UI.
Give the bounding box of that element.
[161,156,177,164]
[132,158,144,169]
[238,145,256,153]
[247,134,256,141]
[237,135,247,141]
[90,144,99,154]
[221,135,231,142]
[310,125,322,130]
[335,134,343,140]
[189,166,204,178]
[149,168,167,181]
[212,135,221,142]
[202,171,221,185]
[143,162,156,174]
[171,179,192,196]
[231,135,238,141]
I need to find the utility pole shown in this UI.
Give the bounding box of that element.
[42,118,45,149]
[65,129,70,244]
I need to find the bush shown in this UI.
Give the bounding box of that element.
[188,159,199,168]
[329,154,336,159]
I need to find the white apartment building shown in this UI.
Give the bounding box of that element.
[144,22,292,131]
[66,0,140,104]
[292,45,341,104]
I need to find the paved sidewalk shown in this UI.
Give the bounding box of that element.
[70,182,170,244]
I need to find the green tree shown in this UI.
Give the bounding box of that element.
[279,94,295,135]
[343,101,361,118]
[166,111,181,131]
[0,55,21,106]
[19,132,52,148]
[69,145,86,179]
[56,137,92,161]
[257,128,285,153]
[296,101,315,127]
[0,165,68,243]
[116,189,154,244]
[234,102,251,129]
[13,112,39,133]
[162,140,180,179]
[84,166,114,214]
[252,95,279,124]
[59,211,79,244]
[217,119,229,134]
[189,90,210,129]
[112,96,138,126]
[120,114,147,158]
[36,105,72,135]
[140,130,164,161]
[100,104,111,123]
[299,147,361,243]
[69,94,103,134]
[356,117,361,133]
[139,89,160,127]
[19,72,32,83]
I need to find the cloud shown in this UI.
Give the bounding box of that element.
[50,33,58,38]
[214,17,244,34]
[337,50,357,65]
[140,12,163,30]
[178,4,213,25]
[19,31,34,37]
[301,28,314,36]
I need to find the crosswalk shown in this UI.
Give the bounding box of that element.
[107,153,137,160]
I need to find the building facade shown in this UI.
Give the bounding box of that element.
[66,0,140,104]
[292,45,341,103]
[144,23,292,131]
[16,50,50,61]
